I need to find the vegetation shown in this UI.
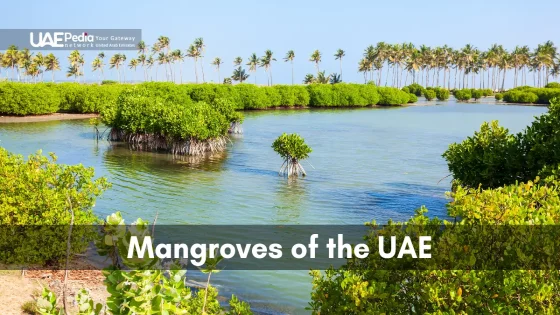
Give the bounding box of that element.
[0,148,109,265]
[272,133,312,177]
[471,88,483,101]
[102,85,237,155]
[309,99,560,315]
[454,89,472,102]
[495,93,503,100]
[424,89,436,101]
[436,88,450,100]
[2,40,558,90]
[502,87,560,104]
[443,98,560,189]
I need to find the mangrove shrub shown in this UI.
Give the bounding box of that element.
[424,89,436,101]
[436,88,450,101]
[0,148,109,265]
[104,86,235,155]
[272,133,312,177]
[443,98,560,189]
[407,93,418,103]
[0,82,60,115]
[471,89,483,101]
[454,89,472,102]
[377,87,411,105]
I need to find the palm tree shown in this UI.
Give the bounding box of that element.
[92,57,104,83]
[109,53,124,82]
[334,49,345,80]
[330,73,341,84]
[128,59,139,81]
[138,54,147,81]
[194,38,206,82]
[157,36,171,80]
[151,43,161,80]
[246,53,259,84]
[315,71,330,84]
[33,53,45,82]
[234,56,243,67]
[3,45,19,81]
[18,49,33,82]
[259,50,276,86]
[137,40,148,55]
[284,50,295,84]
[303,73,315,84]
[211,57,223,82]
[232,66,249,83]
[358,58,370,83]
[67,50,83,82]
[171,49,185,83]
[186,44,200,83]
[66,65,81,81]
[44,53,60,82]
[146,56,154,81]
[310,50,322,72]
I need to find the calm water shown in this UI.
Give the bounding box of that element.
[0,99,547,314]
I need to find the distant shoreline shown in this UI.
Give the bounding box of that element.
[0,113,99,123]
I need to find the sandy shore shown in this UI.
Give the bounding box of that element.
[0,113,99,124]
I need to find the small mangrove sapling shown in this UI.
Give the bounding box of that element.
[272,133,312,177]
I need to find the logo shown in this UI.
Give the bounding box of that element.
[30,32,94,48]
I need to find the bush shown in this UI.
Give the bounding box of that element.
[0,148,109,265]
[436,88,450,101]
[403,83,425,96]
[471,89,483,101]
[0,82,60,115]
[481,88,493,96]
[101,80,118,85]
[443,98,560,189]
[495,93,503,100]
[274,85,310,107]
[545,82,560,89]
[377,87,410,105]
[502,90,539,104]
[234,84,271,109]
[454,89,472,101]
[108,86,230,141]
[424,89,436,101]
[407,93,418,103]
[184,83,242,109]
[307,84,380,107]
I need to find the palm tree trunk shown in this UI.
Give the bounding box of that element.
[194,59,199,83]
[291,61,294,85]
[201,59,206,83]
[339,59,342,81]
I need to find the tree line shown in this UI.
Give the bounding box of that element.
[0,37,558,90]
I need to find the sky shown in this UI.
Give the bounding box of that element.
[2,0,560,85]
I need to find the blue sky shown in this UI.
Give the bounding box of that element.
[3,0,560,84]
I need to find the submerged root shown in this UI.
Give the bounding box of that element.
[108,128,228,156]
[228,121,243,134]
[279,158,307,177]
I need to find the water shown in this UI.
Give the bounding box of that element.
[0,99,547,314]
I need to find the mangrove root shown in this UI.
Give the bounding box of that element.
[228,121,243,134]
[108,128,228,156]
[279,158,307,177]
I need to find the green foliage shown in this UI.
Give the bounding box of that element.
[0,82,60,115]
[545,82,560,89]
[481,88,493,96]
[443,98,560,189]
[471,89,483,101]
[76,289,102,315]
[227,295,253,315]
[272,133,312,161]
[105,86,231,141]
[442,121,521,188]
[307,84,380,107]
[503,89,551,104]
[407,93,418,103]
[0,148,108,265]
[309,175,560,314]
[424,89,436,101]
[234,84,272,109]
[101,80,118,85]
[436,88,450,101]
[36,288,63,315]
[184,83,242,109]
[495,93,504,100]
[274,85,310,107]
[376,87,410,105]
[454,89,472,101]
[403,83,425,96]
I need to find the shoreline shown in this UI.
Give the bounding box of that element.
[0,113,99,123]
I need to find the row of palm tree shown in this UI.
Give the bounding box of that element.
[357,41,558,90]
[1,38,558,90]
